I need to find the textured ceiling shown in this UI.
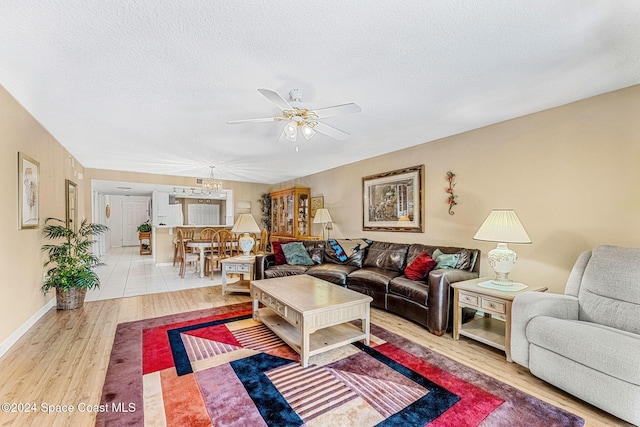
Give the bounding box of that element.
[1,1,639,185]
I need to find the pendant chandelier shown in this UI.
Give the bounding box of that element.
[201,166,222,193]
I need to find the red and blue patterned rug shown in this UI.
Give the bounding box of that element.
[96,302,584,426]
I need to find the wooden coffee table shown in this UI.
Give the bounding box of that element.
[250,274,372,367]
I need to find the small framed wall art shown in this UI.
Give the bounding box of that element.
[18,152,40,229]
[310,196,324,218]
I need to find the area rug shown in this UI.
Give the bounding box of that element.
[96,302,584,426]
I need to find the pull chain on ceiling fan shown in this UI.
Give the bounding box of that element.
[227,89,361,144]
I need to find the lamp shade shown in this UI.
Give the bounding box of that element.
[473,210,531,244]
[313,208,333,224]
[231,214,261,234]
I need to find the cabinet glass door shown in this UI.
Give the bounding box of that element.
[286,194,293,235]
[272,197,279,235]
[298,193,308,236]
[279,196,286,233]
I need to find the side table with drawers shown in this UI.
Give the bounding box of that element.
[220,256,255,295]
[452,277,547,362]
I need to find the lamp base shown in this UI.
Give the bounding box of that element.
[491,272,512,286]
[238,233,255,258]
[487,242,517,284]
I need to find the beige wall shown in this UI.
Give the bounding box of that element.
[279,85,640,293]
[0,85,86,345]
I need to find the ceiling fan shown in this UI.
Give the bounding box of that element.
[227,89,361,142]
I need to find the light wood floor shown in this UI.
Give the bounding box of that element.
[0,286,630,426]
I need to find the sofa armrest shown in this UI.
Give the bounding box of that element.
[511,292,579,368]
[427,269,479,336]
[254,253,275,280]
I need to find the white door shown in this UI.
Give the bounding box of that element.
[122,200,149,246]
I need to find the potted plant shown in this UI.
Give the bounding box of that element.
[41,217,108,310]
[137,220,152,233]
[137,220,152,255]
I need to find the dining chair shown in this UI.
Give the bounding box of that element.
[199,227,216,241]
[176,229,199,278]
[255,228,269,254]
[173,226,196,265]
[218,229,236,258]
[204,229,232,280]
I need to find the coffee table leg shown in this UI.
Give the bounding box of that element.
[364,305,370,346]
[301,319,309,367]
[252,296,259,321]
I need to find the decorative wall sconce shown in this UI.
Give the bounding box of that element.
[446,171,457,215]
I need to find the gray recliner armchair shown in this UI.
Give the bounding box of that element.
[511,245,640,426]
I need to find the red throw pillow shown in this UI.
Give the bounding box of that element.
[271,241,286,265]
[405,252,436,281]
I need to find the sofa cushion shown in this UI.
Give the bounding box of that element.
[578,245,640,334]
[432,249,459,269]
[325,239,369,268]
[347,267,401,293]
[302,240,326,265]
[263,264,309,278]
[404,252,436,280]
[455,249,472,270]
[271,241,287,265]
[527,316,640,386]
[389,276,429,305]
[282,242,314,266]
[407,244,479,273]
[306,264,358,286]
[363,241,410,272]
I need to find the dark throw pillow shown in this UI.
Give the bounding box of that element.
[455,248,472,270]
[282,242,315,266]
[271,241,286,265]
[404,252,437,281]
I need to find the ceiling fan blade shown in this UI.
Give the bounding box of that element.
[312,103,362,119]
[313,121,350,140]
[227,117,283,124]
[258,88,292,111]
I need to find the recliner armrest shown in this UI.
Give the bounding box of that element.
[427,269,479,336]
[511,293,579,368]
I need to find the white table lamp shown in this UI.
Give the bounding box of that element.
[232,214,261,258]
[473,209,531,287]
[313,208,333,240]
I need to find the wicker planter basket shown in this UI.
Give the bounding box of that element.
[56,287,87,310]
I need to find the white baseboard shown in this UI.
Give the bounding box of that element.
[0,299,56,359]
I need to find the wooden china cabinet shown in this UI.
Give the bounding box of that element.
[270,186,311,242]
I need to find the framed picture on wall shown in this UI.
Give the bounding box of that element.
[310,196,324,218]
[65,179,78,232]
[363,165,423,232]
[18,152,40,229]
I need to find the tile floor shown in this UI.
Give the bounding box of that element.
[86,246,222,301]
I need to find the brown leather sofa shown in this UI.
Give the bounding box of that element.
[254,240,480,336]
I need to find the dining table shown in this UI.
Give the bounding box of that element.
[186,239,212,278]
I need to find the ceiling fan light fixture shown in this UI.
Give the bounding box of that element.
[301,124,315,140]
[232,88,361,144]
[284,121,298,142]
